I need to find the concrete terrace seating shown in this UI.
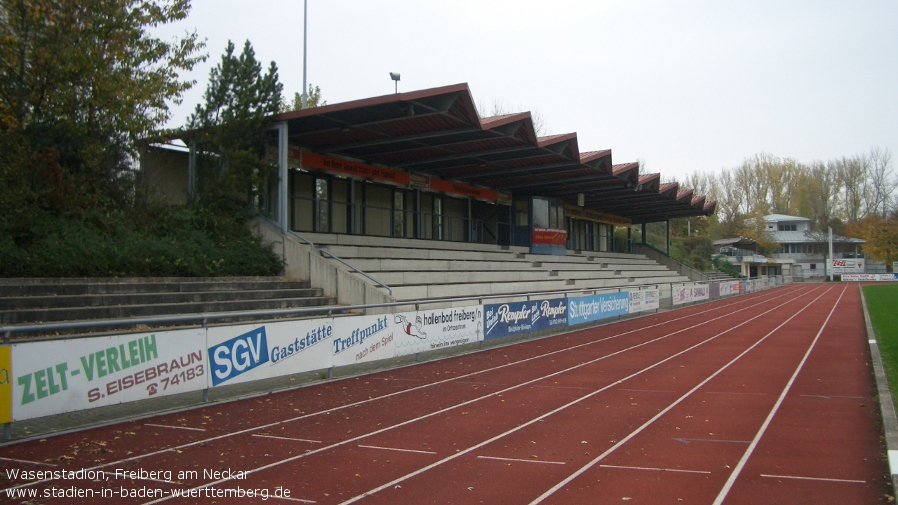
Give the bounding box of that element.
[301,233,690,302]
[0,277,339,338]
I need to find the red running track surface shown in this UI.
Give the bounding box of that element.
[0,284,891,504]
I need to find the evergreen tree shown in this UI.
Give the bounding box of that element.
[188,40,283,202]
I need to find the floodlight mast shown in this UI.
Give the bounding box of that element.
[390,72,400,94]
[301,0,308,108]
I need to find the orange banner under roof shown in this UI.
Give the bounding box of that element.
[303,152,409,186]
[428,178,497,201]
[565,205,631,226]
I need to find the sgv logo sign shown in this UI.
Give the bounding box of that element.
[209,327,269,386]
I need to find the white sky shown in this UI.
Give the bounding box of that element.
[155,0,898,183]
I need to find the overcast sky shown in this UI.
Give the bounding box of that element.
[155,0,898,183]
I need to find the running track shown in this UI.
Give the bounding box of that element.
[0,283,891,504]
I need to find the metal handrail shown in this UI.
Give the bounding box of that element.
[260,218,392,295]
[318,248,393,296]
[0,282,673,340]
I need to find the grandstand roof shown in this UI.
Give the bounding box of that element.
[276,83,715,224]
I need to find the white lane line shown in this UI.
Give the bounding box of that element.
[530,286,835,505]
[271,495,317,503]
[672,438,750,445]
[705,391,767,396]
[144,423,206,432]
[252,434,322,443]
[338,288,828,505]
[600,464,710,475]
[798,394,863,400]
[760,473,865,484]
[712,285,848,505]
[0,456,56,467]
[358,445,437,455]
[531,385,590,390]
[184,288,815,505]
[479,456,566,465]
[4,285,810,497]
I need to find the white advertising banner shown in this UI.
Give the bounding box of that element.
[828,258,865,274]
[206,319,334,388]
[842,274,898,282]
[393,304,483,356]
[331,314,394,367]
[12,329,206,421]
[719,280,742,296]
[629,289,660,313]
[672,284,710,305]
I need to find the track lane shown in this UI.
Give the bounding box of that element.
[0,290,820,502]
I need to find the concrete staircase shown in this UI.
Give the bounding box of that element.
[0,277,339,338]
[301,233,691,302]
[705,272,738,282]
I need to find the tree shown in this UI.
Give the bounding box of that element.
[838,154,869,223]
[188,40,283,201]
[281,83,326,112]
[795,160,841,231]
[738,210,779,256]
[0,0,204,208]
[847,215,898,267]
[868,147,897,218]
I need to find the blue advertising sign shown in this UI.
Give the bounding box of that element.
[567,292,630,326]
[208,327,269,386]
[484,298,568,340]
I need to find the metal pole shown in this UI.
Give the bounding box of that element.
[301,0,308,109]
[828,226,834,282]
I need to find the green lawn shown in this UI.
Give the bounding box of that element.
[864,284,898,410]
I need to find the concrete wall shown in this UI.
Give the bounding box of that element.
[253,218,394,312]
[139,147,189,206]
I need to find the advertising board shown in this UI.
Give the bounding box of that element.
[12,329,206,421]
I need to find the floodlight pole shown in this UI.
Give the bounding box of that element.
[301,0,308,109]
[828,226,834,282]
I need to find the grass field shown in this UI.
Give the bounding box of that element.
[864,284,898,409]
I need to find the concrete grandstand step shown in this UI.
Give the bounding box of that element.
[320,244,523,262]
[1,295,335,325]
[299,232,530,255]
[0,277,343,338]
[0,277,311,297]
[0,288,322,310]
[362,270,557,285]
[391,278,577,300]
[345,258,538,273]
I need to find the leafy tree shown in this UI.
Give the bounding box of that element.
[281,83,327,112]
[847,215,898,267]
[188,40,283,201]
[0,0,204,208]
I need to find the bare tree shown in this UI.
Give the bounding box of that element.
[838,154,868,223]
[802,160,842,230]
[868,147,897,218]
[715,169,745,225]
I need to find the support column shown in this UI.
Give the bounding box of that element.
[278,122,289,234]
[666,219,671,255]
[188,139,196,199]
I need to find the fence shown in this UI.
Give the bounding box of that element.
[0,276,789,437]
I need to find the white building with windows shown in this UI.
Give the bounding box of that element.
[765,214,864,279]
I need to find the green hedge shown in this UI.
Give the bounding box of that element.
[0,201,282,278]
